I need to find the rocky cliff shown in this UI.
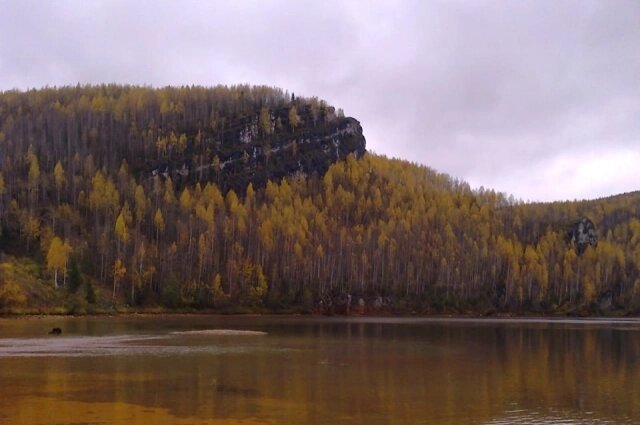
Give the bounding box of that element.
[0,84,366,197]
[145,105,366,193]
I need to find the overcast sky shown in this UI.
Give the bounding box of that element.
[1,0,639,202]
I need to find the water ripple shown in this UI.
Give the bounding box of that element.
[0,333,267,358]
[485,408,632,425]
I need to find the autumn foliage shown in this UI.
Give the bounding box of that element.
[0,85,639,313]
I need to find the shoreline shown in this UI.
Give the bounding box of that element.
[1,310,637,321]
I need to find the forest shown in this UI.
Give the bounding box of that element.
[0,85,639,315]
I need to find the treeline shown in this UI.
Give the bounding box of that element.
[0,86,639,314]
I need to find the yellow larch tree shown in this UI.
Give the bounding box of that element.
[47,236,72,288]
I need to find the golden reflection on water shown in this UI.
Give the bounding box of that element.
[2,396,273,425]
[0,317,639,424]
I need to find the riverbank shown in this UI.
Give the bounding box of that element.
[1,306,635,319]
[2,255,636,319]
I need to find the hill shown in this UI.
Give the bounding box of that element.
[0,85,639,315]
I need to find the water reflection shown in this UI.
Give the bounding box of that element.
[0,316,639,424]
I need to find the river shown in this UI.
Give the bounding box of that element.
[0,315,638,424]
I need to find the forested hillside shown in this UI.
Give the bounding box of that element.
[0,85,639,315]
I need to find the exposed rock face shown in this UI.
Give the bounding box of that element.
[215,116,366,192]
[146,110,366,193]
[567,218,597,254]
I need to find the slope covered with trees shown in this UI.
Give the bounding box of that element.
[0,85,638,315]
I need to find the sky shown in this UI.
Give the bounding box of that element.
[1,0,639,202]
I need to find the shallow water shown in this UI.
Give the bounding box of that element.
[0,315,639,424]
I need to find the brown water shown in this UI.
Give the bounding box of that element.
[0,316,639,425]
